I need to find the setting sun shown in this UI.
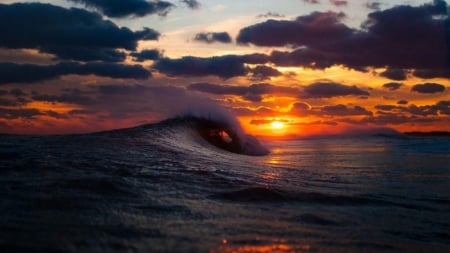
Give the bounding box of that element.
[270,121,285,130]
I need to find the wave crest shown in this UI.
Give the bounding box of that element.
[159,116,269,156]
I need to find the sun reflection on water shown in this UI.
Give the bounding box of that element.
[211,239,312,253]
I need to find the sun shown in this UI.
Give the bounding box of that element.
[269,120,285,130]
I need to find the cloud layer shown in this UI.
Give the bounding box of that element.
[67,0,174,17]
[0,3,159,62]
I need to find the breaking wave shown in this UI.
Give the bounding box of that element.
[151,115,269,156]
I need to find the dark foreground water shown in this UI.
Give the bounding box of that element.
[1,119,449,253]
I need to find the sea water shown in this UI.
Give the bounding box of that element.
[0,119,449,253]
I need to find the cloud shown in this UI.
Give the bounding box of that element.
[303,0,320,4]
[344,114,439,126]
[0,3,159,62]
[130,49,163,62]
[181,0,200,9]
[413,69,450,79]
[402,101,450,116]
[67,0,174,17]
[194,32,232,44]
[330,0,348,7]
[374,100,450,116]
[302,82,370,98]
[375,104,398,111]
[10,88,27,97]
[43,46,126,62]
[232,106,277,116]
[380,68,407,81]
[237,11,350,47]
[257,12,285,19]
[152,53,269,78]
[269,48,337,69]
[411,83,446,94]
[0,97,27,107]
[236,1,449,72]
[366,1,381,10]
[435,100,450,115]
[153,54,268,79]
[320,104,372,116]
[0,108,41,119]
[397,100,408,105]
[0,62,150,84]
[250,65,282,80]
[382,82,403,91]
[188,82,299,102]
[32,88,94,105]
[289,102,372,117]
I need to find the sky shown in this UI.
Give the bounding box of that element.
[0,0,448,136]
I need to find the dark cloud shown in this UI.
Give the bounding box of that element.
[240,53,271,64]
[411,83,446,94]
[0,62,150,84]
[397,100,408,105]
[302,82,370,98]
[413,69,450,79]
[151,53,269,80]
[289,102,311,116]
[153,55,265,79]
[382,82,403,91]
[289,102,372,116]
[257,12,285,19]
[250,65,282,80]
[320,104,372,116]
[380,68,407,81]
[131,49,163,62]
[366,1,381,10]
[237,1,449,71]
[32,88,94,105]
[181,0,200,9]
[45,110,69,119]
[374,100,450,116]
[291,102,311,110]
[375,104,398,111]
[303,0,320,4]
[188,82,299,101]
[330,0,348,7]
[67,0,174,17]
[358,0,448,69]
[348,114,439,126]
[10,88,27,97]
[0,3,159,62]
[237,11,350,47]
[270,48,337,69]
[42,46,126,62]
[0,108,41,119]
[194,32,232,44]
[405,101,450,116]
[0,90,7,96]
[406,104,438,116]
[27,84,199,121]
[0,98,21,107]
[435,100,450,115]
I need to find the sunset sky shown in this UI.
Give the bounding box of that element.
[0,0,448,136]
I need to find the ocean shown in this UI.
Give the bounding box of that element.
[0,116,449,253]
